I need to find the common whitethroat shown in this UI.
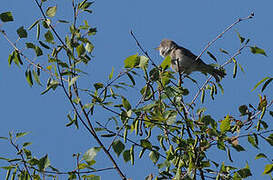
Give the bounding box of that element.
[156,39,226,82]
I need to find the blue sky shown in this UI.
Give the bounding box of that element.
[0,0,272,179]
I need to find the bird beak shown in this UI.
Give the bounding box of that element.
[155,46,159,50]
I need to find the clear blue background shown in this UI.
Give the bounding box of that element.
[0,0,272,179]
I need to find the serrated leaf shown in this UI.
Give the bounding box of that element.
[124,54,139,68]
[149,151,159,164]
[46,6,57,17]
[263,164,273,174]
[250,46,267,56]
[160,56,171,70]
[112,140,125,157]
[82,147,101,163]
[16,26,27,38]
[0,12,14,22]
[220,115,230,132]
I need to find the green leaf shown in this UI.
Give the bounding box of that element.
[41,80,59,95]
[35,46,43,56]
[25,70,33,87]
[126,72,135,86]
[108,67,114,80]
[0,12,14,22]
[139,56,149,70]
[39,41,50,49]
[76,44,85,56]
[207,51,217,62]
[201,89,205,103]
[16,26,27,38]
[239,105,248,116]
[38,154,50,171]
[79,1,94,10]
[82,147,101,163]
[16,132,29,138]
[112,140,125,157]
[130,145,134,165]
[250,46,267,56]
[263,164,273,174]
[36,23,40,39]
[44,30,54,44]
[236,31,245,44]
[248,135,258,149]
[220,115,230,132]
[149,151,159,165]
[14,51,23,66]
[122,97,131,111]
[124,54,140,68]
[255,153,267,160]
[85,42,94,53]
[219,48,229,55]
[93,83,104,90]
[160,56,171,70]
[122,150,130,163]
[68,76,79,88]
[46,6,57,17]
[238,167,252,178]
[252,77,270,91]
[261,78,273,92]
[140,139,152,150]
[266,134,273,146]
[231,144,245,152]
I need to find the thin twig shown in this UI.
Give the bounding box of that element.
[190,42,248,106]
[194,12,254,62]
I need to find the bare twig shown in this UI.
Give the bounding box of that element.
[190,42,248,106]
[194,12,254,62]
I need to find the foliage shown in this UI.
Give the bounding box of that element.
[0,1,272,180]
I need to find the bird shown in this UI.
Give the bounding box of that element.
[156,39,226,82]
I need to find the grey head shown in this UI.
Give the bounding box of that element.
[156,39,178,57]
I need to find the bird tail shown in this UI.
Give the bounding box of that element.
[199,63,226,82]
